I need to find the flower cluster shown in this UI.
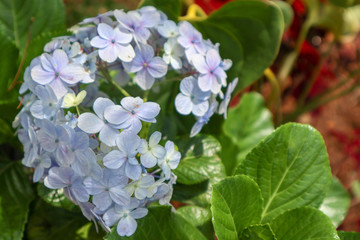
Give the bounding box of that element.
[14,6,236,237]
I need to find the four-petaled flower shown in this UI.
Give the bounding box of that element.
[90,23,135,63]
[123,44,168,90]
[31,49,85,98]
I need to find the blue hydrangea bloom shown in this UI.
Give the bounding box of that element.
[177,21,205,61]
[126,174,157,200]
[84,169,130,211]
[123,44,168,90]
[31,49,85,98]
[192,49,227,94]
[219,78,238,118]
[77,97,127,146]
[138,131,165,168]
[37,119,73,166]
[190,102,218,137]
[114,9,160,44]
[31,153,51,182]
[103,132,142,180]
[30,85,61,120]
[90,23,135,63]
[44,166,89,202]
[157,20,179,38]
[163,38,184,70]
[158,141,181,180]
[103,97,160,134]
[175,76,210,116]
[103,199,148,237]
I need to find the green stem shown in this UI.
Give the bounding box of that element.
[99,65,130,97]
[75,106,81,116]
[264,68,282,125]
[311,68,360,102]
[277,19,312,87]
[143,90,149,102]
[297,40,335,107]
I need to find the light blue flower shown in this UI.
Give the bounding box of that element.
[37,119,73,166]
[192,49,227,94]
[218,78,238,118]
[125,174,156,200]
[103,97,160,134]
[163,38,184,70]
[18,115,39,167]
[190,101,218,137]
[31,49,85,98]
[177,21,205,62]
[103,132,142,180]
[31,153,51,182]
[138,131,165,168]
[158,20,179,38]
[44,166,89,202]
[114,9,160,44]
[79,11,114,25]
[175,76,210,116]
[123,44,168,90]
[158,141,181,180]
[90,23,134,63]
[84,169,130,211]
[103,199,148,237]
[30,85,60,120]
[77,97,126,146]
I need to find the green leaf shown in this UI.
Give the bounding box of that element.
[272,0,294,30]
[0,118,16,145]
[177,206,214,239]
[37,184,76,212]
[195,0,283,90]
[222,93,274,174]
[338,231,360,240]
[236,123,332,223]
[218,134,240,176]
[0,33,19,104]
[172,180,209,202]
[211,175,264,240]
[0,159,34,240]
[138,0,181,21]
[26,200,91,240]
[174,135,225,185]
[0,0,65,49]
[270,207,340,240]
[174,135,226,205]
[105,206,207,240]
[239,224,276,240]
[319,177,351,227]
[173,156,224,185]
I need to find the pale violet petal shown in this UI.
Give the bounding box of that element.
[77,113,104,134]
[99,125,120,147]
[117,216,137,237]
[175,94,192,115]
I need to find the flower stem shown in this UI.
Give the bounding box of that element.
[264,68,282,125]
[99,64,131,97]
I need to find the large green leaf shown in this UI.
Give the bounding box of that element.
[319,177,351,227]
[211,175,264,240]
[105,206,207,240]
[138,0,181,21]
[270,207,340,240]
[26,200,95,240]
[272,0,294,31]
[236,123,332,223]
[177,206,214,239]
[174,135,225,205]
[0,159,34,240]
[194,0,283,90]
[338,231,360,240]
[0,0,65,49]
[239,224,276,240]
[222,93,274,174]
